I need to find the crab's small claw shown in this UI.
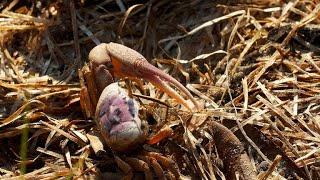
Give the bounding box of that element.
[95,82,147,152]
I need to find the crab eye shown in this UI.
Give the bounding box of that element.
[106,61,114,69]
[99,109,106,118]
[127,99,136,117]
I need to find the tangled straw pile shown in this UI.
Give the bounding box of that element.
[0,0,319,179]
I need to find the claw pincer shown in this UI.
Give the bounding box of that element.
[95,83,147,152]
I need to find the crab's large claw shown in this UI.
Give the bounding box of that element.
[95,82,147,152]
[105,43,200,111]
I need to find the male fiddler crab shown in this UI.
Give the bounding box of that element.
[79,42,199,179]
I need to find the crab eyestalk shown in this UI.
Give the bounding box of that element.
[95,82,147,152]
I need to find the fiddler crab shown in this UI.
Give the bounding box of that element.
[79,42,199,179]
